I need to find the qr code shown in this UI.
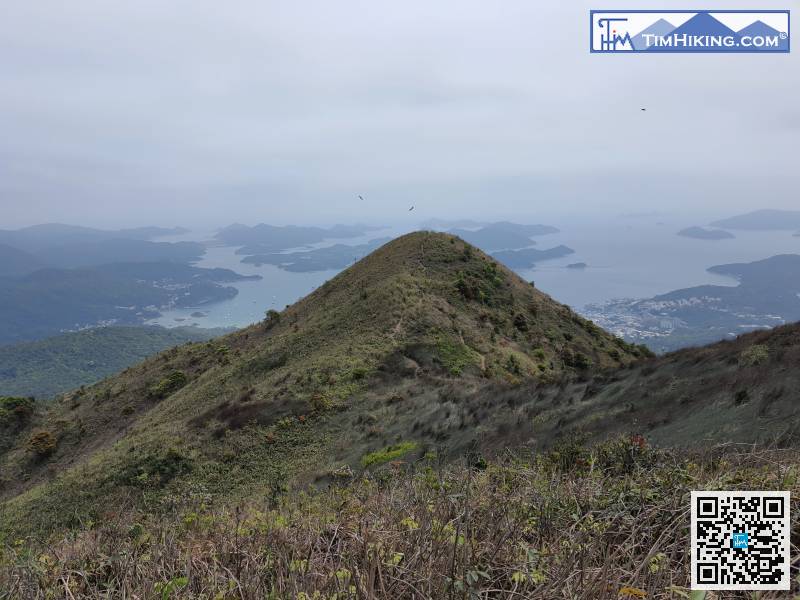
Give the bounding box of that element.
[691,491,790,590]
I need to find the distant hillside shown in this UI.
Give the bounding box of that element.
[710,209,800,231]
[0,263,256,344]
[0,326,229,399]
[585,254,800,352]
[0,232,644,535]
[0,244,46,278]
[0,223,188,252]
[34,239,205,269]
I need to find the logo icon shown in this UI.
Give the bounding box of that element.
[591,11,790,53]
[732,532,749,549]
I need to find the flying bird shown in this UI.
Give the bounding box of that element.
[358,195,364,201]
[641,108,647,111]
[408,206,415,212]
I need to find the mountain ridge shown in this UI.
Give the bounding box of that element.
[5,232,799,544]
[0,231,643,535]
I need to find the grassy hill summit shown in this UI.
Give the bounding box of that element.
[0,232,644,535]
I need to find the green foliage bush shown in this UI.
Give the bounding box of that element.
[505,354,522,375]
[562,349,591,370]
[264,310,281,329]
[0,396,34,425]
[361,441,418,468]
[117,449,192,488]
[436,337,480,376]
[149,371,188,399]
[740,344,769,367]
[513,313,529,332]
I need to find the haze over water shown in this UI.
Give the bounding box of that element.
[150,217,800,329]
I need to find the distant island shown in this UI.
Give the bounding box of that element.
[677,226,735,240]
[794,232,800,238]
[420,218,487,229]
[242,238,391,272]
[492,245,574,269]
[217,223,382,254]
[710,209,800,231]
[566,262,587,269]
[448,221,559,252]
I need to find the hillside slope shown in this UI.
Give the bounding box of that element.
[0,244,46,278]
[0,232,644,535]
[0,326,229,399]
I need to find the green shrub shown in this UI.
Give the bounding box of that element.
[740,344,769,367]
[264,310,281,329]
[117,449,192,488]
[436,337,480,376]
[361,441,418,468]
[513,313,529,332]
[0,396,35,425]
[562,350,591,370]
[505,354,522,375]
[350,367,370,381]
[149,371,188,399]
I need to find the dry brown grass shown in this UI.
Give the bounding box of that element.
[2,440,799,599]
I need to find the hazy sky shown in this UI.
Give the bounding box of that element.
[1,0,797,228]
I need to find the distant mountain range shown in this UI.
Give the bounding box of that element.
[0,224,201,275]
[0,244,46,278]
[0,224,188,253]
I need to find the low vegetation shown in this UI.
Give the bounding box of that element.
[2,441,798,598]
[149,370,189,399]
[740,343,769,367]
[0,326,227,399]
[361,441,419,468]
[0,396,34,425]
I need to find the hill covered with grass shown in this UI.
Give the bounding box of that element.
[0,326,229,399]
[3,231,800,596]
[0,232,645,536]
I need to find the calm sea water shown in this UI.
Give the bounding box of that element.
[150,220,800,329]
